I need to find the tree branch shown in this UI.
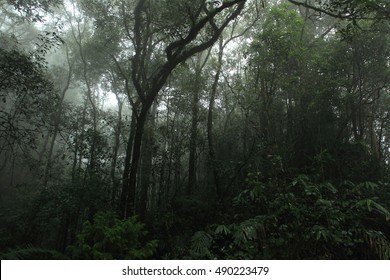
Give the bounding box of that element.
[287,0,389,20]
[165,0,246,60]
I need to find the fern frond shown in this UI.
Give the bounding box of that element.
[190,231,212,257]
[214,224,231,236]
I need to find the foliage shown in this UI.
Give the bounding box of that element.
[288,0,390,21]
[1,0,390,261]
[189,175,390,259]
[0,28,63,183]
[66,211,157,259]
[0,244,65,259]
[190,231,213,258]
[7,0,63,22]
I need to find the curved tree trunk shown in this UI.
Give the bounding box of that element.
[119,0,246,219]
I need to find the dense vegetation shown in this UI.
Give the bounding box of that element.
[1,0,390,259]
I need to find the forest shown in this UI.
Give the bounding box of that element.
[0,0,390,260]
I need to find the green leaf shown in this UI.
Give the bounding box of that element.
[367,199,373,212]
[214,224,231,236]
[191,231,212,257]
[323,182,337,194]
[370,201,390,221]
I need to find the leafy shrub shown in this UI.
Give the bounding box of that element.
[189,175,390,259]
[66,211,157,259]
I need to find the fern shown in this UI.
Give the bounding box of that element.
[66,211,157,259]
[214,224,231,236]
[356,199,390,220]
[190,231,212,257]
[363,230,390,260]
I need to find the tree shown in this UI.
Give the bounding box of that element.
[42,44,73,186]
[0,31,59,186]
[119,0,247,218]
[5,0,62,22]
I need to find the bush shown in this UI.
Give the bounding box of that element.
[66,211,157,259]
[188,175,390,259]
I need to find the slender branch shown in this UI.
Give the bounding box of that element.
[111,55,136,107]
[288,0,389,20]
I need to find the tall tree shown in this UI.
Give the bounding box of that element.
[120,0,247,218]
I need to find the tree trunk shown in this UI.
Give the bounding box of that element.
[138,101,157,220]
[208,36,223,200]
[110,99,124,206]
[72,101,87,183]
[188,80,200,196]
[120,107,138,216]
[44,57,72,186]
[37,132,50,166]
